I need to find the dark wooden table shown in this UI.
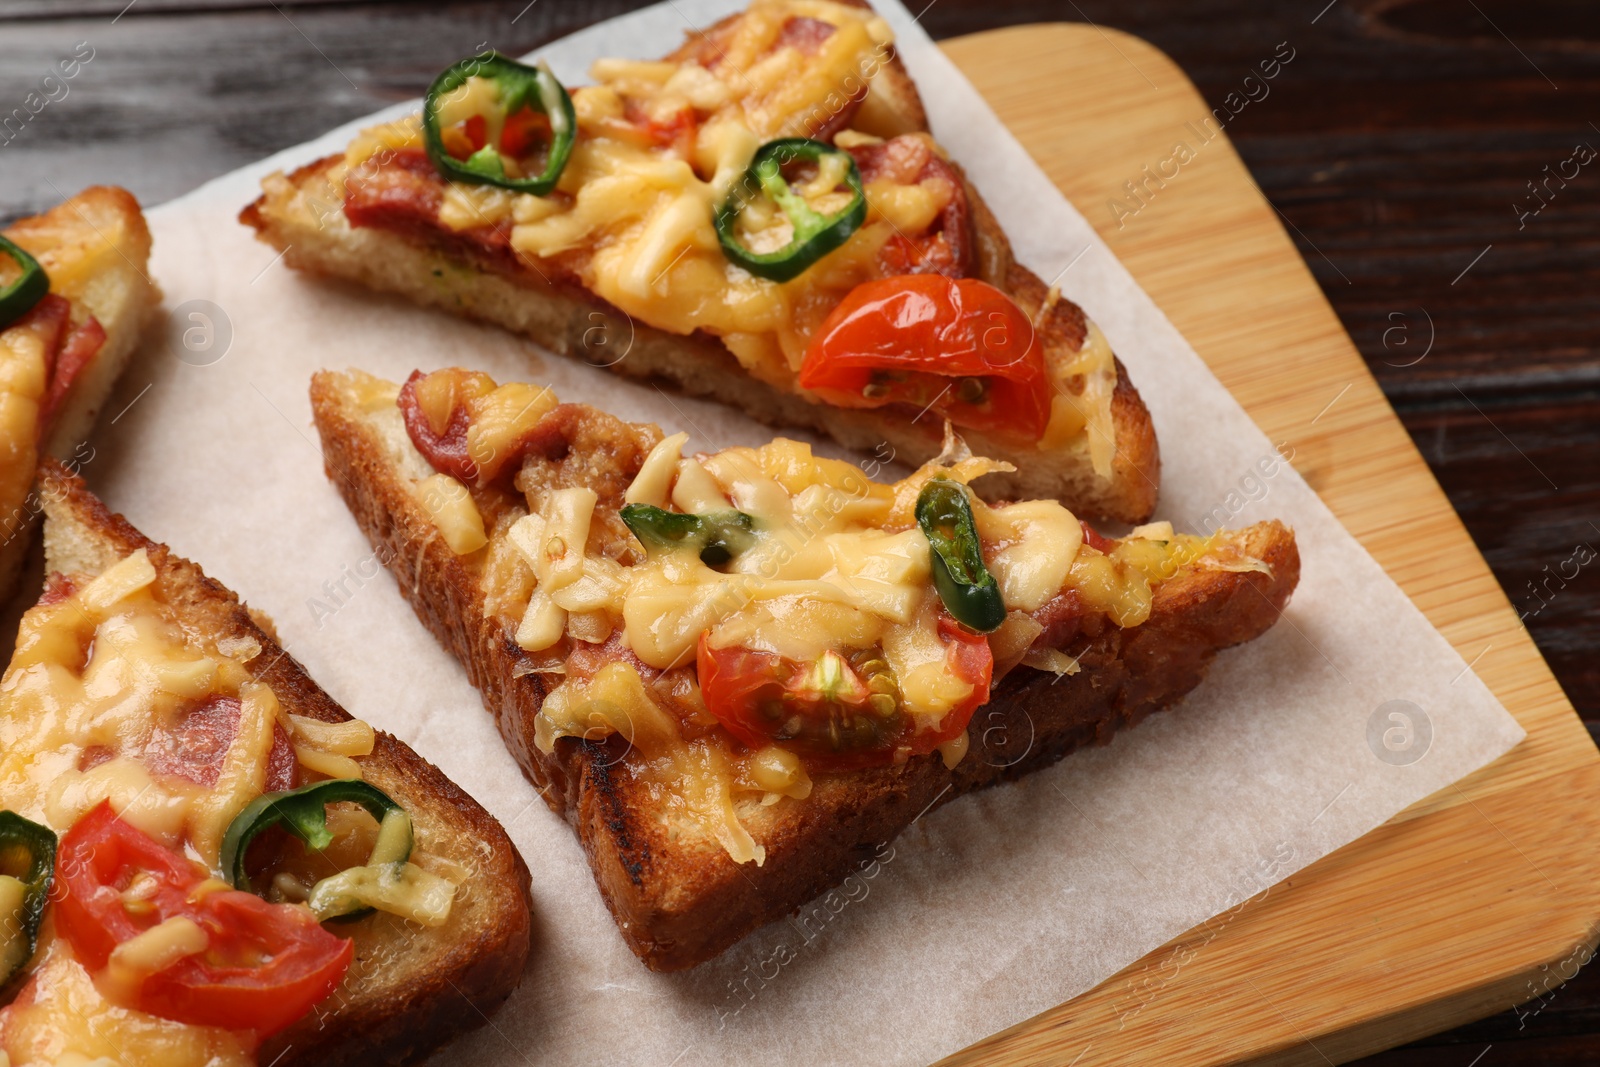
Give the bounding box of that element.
[2,1,1595,1061]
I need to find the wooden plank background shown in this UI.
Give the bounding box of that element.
[1,1,1595,1061]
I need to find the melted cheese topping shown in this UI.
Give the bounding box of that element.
[102,917,210,1005]
[372,370,1257,866]
[416,473,489,554]
[1,950,254,1067]
[330,0,1114,455]
[1040,318,1118,479]
[0,546,458,1059]
[512,430,1081,862]
[521,431,1095,691]
[0,550,278,868]
[532,659,809,866]
[7,203,131,305]
[344,0,905,385]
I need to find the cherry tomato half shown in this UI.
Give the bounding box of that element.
[501,107,557,160]
[935,615,994,747]
[797,276,1051,443]
[696,622,994,771]
[54,802,352,1037]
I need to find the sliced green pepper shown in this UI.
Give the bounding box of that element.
[715,138,866,283]
[0,236,49,331]
[423,51,576,196]
[220,779,412,921]
[621,503,755,566]
[0,811,56,988]
[303,807,415,923]
[916,477,1006,633]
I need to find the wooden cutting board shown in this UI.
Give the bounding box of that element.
[934,23,1600,1067]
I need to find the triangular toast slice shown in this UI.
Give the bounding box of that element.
[0,462,531,1066]
[310,367,1296,971]
[1,187,160,605]
[243,0,1160,523]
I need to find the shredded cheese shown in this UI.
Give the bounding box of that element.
[1,200,134,572]
[288,713,376,757]
[1,951,253,1067]
[0,546,466,1059]
[378,358,1228,865]
[105,917,209,997]
[1040,320,1119,477]
[414,473,488,555]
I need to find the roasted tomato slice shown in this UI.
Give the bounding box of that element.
[500,106,554,160]
[797,275,1051,443]
[933,615,994,747]
[696,624,994,771]
[54,802,352,1037]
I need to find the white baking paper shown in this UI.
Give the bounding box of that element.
[76,2,1525,1064]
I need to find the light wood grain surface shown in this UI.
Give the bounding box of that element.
[932,23,1600,1067]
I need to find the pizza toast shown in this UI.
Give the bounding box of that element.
[243,0,1160,523]
[309,366,1296,971]
[0,463,532,1066]
[1,187,160,605]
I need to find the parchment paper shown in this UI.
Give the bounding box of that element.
[79,2,1525,1063]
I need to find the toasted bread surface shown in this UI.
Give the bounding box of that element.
[1,187,160,605]
[310,370,1294,971]
[35,461,534,1067]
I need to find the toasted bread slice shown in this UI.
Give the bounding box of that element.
[11,462,533,1066]
[242,1,1159,523]
[310,368,1295,971]
[0,187,160,605]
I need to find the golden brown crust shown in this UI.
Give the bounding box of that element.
[310,371,1294,972]
[34,460,534,1067]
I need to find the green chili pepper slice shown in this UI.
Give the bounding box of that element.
[0,811,56,988]
[715,138,867,283]
[621,503,755,566]
[220,779,412,921]
[422,51,576,196]
[916,477,1006,633]
[0,236,49,331]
